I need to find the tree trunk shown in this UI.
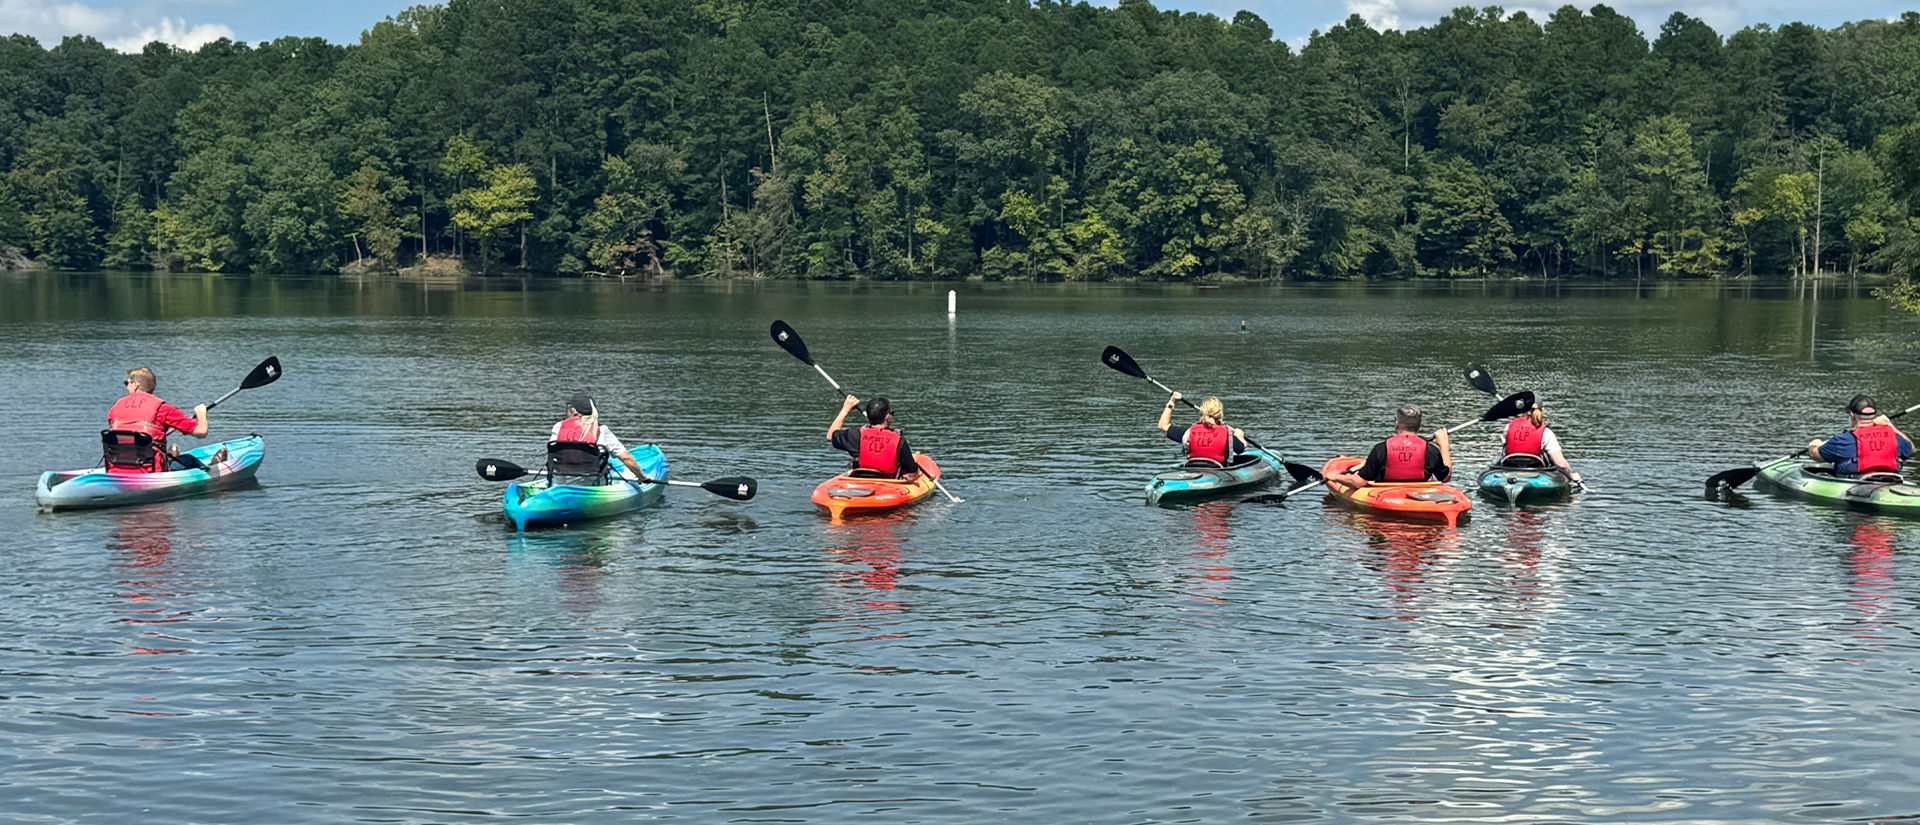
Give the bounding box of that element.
[1813,148,1826,278]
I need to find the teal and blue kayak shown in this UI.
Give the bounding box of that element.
[36,435,266,511]
[1754,455,1920,516]
[1475,461,1574,504]
[1144,448,1283,506]
[502,443,669,530]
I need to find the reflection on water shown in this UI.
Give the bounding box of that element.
[3,274,1920,823]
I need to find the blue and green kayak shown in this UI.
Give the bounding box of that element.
[503,443,669,530]
[36,435,267,511]
[1144,448,1283,506]
[1754,455,1920,516]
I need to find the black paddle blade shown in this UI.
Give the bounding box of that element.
[241,356,283,389]
[476,458,530,482]
[770,320,813,364]
[1482,391,1536,421]
[1465,364,1495,395]
[1101,346,1148,380]
[1283,461,1323,483]
[704,477,758,501]
[1705,467,1759,492]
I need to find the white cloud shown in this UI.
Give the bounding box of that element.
[0,0,232,51]
[1343,0,1756,37]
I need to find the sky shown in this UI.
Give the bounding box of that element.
[0,0,1913,53]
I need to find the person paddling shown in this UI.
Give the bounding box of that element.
[1499,403,1581,484]
[830,395,920,477]
[105,367,220,473]
[1807,395,1914,476]
[1156,392,1246,466]
[550,394,648,482]
[1327,404,1451,491]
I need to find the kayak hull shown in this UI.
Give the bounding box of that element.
[36,435,266,511]
[503,444,668,531]
[1144,448,1283,506]
[812,453,940,521]
[1474,463,1573,504]
[1755,456,1920,516]
[1323,456,1472,527]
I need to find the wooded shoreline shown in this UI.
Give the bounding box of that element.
[3,1,1918,283]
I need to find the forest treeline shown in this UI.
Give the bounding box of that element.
[3,0,1920,280]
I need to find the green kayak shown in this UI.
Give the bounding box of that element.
[1754,455,1920,516]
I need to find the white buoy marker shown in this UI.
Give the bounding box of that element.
[948,290,956,316]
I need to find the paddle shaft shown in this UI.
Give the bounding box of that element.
[207,386,243,410]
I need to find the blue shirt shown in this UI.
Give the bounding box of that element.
[1817,430,1914,474]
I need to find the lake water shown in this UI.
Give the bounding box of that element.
[3,272,1917,823]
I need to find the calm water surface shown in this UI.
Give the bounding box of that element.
[2,273,1918,823]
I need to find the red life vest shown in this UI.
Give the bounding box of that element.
[105,392,168,473]
[1504,417,1546,457]
[1854,423,1901,473]
[1184,423,1232,464]
[1382,433,1428,482]
[556,416,597,444]
[858,426,902,476]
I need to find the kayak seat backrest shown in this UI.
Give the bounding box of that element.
[101,429,158,470]
[1854,471,1906,484]
[1182,457,1227,469]
[546,440,610,485]
[1498,453,1547,469]
[846,467,904,480]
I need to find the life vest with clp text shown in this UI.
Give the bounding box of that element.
[858,426,902,476]
[1382,433,1428,482]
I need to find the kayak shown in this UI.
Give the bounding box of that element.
[36,435,266,511]
[503,443,668,531]
[812,453,941,521]
[1322,456,1472,527]
[1474,461,1573,504]
[1754,455,1920,516]
[1144,448,1283,506]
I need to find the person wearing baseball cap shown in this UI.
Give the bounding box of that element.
[1807,395,1913,476]
[548,394,648,482]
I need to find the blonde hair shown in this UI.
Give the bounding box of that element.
[1196,397,1224,425]
[126,367,156,393]
[1528,407,1545,427]
[571,401,598,439]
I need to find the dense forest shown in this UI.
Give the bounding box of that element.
[2,0,1919,280]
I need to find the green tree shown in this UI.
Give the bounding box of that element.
[448,163,536,272]
[1416,156,1516,275]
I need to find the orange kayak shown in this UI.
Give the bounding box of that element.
[1322,456,1472,527]
[812,453,941,521]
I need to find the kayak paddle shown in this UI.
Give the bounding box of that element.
[1465,364,1496,396]
[1243,461,1327,504]
[1704,399,1920,492]
[1439,391,1535,437]
[474,458,758,500]
[207,356,283,409]
[770,320,963,504]
[1100,345,1276,455]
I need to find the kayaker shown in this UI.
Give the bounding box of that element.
[105,367,219,474]
[1327,404,1451,491]
[830,395,920,477]
[551,394,650,481]
[1157,392,1246,466]
[1501,404,1581,485]
[1807,395,1914,476]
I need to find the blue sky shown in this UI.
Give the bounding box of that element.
[0,0,1912,52]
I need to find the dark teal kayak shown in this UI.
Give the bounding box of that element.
[1144,449,1282,506]
[1474,461,1573,504]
